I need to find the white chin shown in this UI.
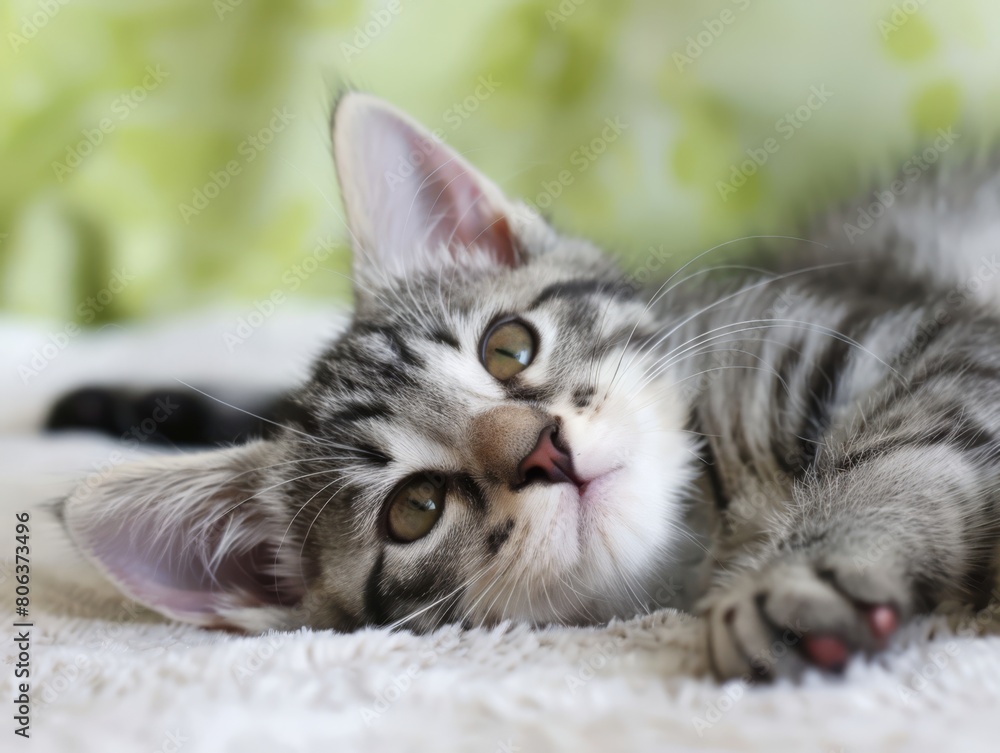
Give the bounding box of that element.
[579,466,674,559]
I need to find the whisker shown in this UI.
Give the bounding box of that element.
[387,561,494,632]
[168,379,381,458]
[604,237,836,396]
[605,260,858,399]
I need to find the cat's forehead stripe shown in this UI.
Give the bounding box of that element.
[528,278,634,310]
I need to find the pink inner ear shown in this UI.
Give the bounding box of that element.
[447,184,517,267]
[391,116,518,266]
[339,94,520,271]
[80,507,300,625]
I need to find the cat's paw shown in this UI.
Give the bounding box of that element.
[701,559,903,681]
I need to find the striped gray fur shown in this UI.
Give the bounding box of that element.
[61,95,1000,680]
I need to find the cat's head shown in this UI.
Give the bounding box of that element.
[63,94,695,632]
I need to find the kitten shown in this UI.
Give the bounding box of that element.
[61,93,1000,680]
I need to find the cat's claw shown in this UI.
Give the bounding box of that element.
[702,561,903,681]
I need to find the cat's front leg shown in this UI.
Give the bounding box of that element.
[700,446,998,680]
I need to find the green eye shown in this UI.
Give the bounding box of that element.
[386,476,445,542]
[481,319,536,380]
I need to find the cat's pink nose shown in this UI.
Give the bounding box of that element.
[516,424,581,488]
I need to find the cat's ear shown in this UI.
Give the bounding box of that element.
[332,92,523,278]
[62,442,306,631]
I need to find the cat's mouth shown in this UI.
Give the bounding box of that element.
[577,468,624,505]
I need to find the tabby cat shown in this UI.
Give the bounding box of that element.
[62,94,1000,680]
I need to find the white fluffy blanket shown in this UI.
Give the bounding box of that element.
[3,312,1000,753]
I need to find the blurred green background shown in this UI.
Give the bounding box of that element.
[3,0,1000,324]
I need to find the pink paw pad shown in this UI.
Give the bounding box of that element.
[802,635,849,671]
[867,604,898,644]
[802,605,898,671]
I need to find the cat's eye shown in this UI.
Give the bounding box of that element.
[386,476,446,543]
[480,319,536,380]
